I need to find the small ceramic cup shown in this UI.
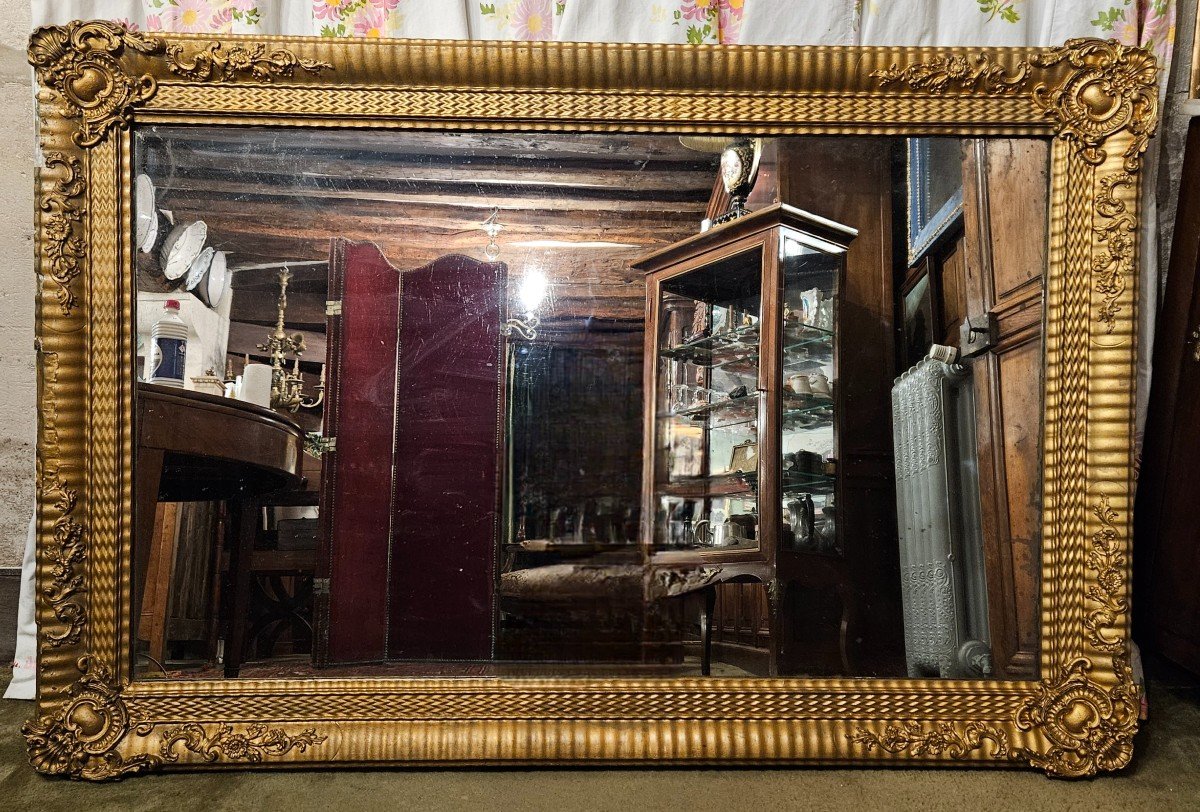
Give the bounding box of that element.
[808,370,831,396]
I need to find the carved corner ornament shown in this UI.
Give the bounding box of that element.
[29,20,333,146]
[1015,655,1139,777]
[28,21,165,149]
[28,21,330,317]
[22,658,159,781]
[24,658,328,780]
[875,38,1157,335]
[874,38,1158,169]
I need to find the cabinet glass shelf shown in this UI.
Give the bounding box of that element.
[660,322,833,370]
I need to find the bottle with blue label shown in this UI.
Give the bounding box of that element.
[149,299,188,388]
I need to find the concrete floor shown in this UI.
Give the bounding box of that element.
[3,571,1200,810]
[0,665,1197,811]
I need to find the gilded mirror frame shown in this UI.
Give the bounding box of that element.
[25,22,1155,779]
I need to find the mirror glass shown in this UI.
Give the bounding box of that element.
[131,129,1047,681]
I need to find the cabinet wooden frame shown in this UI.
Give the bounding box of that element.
[26,24,1155,778]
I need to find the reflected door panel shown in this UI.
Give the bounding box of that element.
[320,241,505,663]
[319,239,399,664]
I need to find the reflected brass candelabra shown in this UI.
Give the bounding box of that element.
[257,267,324,412]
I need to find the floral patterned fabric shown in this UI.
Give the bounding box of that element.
[30,2,1175,80]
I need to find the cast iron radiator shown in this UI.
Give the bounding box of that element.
[891,353,992,678]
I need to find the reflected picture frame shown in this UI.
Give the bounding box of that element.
[729,441,758,474]
[26,24,1154,778]
[906,137,967,265]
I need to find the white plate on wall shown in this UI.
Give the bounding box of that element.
[202,250,229,308]
[160,220,208,281]
[135,174,158,252]
[185,246,215,294]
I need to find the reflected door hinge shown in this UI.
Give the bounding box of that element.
[313,578,331,596]
[959,311,997,357]
[326,300,343,316]
[304,433,336,457]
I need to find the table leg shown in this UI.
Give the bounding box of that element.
[699,585,716,677]
[133,447,165,639]
[224,497,259,678]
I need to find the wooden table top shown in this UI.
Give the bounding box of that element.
[137,382,305,502]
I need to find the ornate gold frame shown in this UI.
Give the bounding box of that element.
[25,22,1155,779]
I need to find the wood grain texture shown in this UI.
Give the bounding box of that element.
[961,138,1049,679]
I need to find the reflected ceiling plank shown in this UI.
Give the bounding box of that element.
[139,128,715,163]
[148,148,715,196]
[156,179,708,213]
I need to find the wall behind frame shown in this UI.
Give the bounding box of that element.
[0,2,34,568]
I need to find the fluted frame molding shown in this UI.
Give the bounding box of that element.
[26,22,1154,779]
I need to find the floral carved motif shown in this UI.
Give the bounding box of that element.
[159,722,327,763]
[28,20,165,148]
[23,658,161,781]
[165,42,332,83]
[40,473,86,649]
[849,721,1010,760]
[1084,496,1129,654]
[1091,173,1136,333]
[39,153,87,317]
[872,53,1030,95]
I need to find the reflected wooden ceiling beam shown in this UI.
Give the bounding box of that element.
[138,128,714,163]
[156,179,709,214]
[147,150,716,196]
[229,289,327,329]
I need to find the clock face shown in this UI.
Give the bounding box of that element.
[720,147,745,193]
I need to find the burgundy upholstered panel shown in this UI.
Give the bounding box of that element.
[320,239,399,664]
[387,254,505,660]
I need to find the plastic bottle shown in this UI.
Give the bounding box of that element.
[149,299,188,387]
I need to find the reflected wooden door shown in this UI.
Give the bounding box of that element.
[316,240,506,665]
[960,138,1048,679]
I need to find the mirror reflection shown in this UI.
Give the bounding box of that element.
[132,129,1047,681]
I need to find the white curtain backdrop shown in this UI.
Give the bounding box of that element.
[10,0,1177,698]
[27,2,1179,50]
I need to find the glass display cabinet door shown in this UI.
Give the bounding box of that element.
[779,234,842,555]
[638,205,856,575]
[651,248,764,553]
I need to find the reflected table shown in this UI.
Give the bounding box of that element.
[135,382,305,676]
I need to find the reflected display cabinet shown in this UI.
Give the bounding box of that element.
[635,204,857,676]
